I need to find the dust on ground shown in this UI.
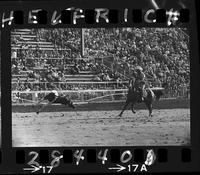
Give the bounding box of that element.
[12,109,190,146]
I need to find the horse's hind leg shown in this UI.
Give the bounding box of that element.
[145,101,153,117]
[119,101,129,117]
[131,102,136,114]
[149,104,153,117]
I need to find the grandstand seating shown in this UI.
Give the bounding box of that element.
[11,28,190,98]
[11,29,97,84]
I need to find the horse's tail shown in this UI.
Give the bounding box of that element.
[152,89,164,101]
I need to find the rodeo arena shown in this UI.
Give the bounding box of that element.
[11,28,190,146]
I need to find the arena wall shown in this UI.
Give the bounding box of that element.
[12,98,190,113]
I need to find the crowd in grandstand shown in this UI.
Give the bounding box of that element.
[11,28,190,97]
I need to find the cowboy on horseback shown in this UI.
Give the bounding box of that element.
[133,66,146,101]
[119,66,164,117]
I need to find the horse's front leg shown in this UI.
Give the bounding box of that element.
[144,100,153,117]
[119,100,129,117]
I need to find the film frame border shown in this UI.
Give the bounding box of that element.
[0,0,200,173]
[11,147,193,173]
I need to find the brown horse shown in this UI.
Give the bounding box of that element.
[119,85,164,117]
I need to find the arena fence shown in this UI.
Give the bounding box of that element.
[11,81,129,85]
[12,89,128,104]
[12,87,190,105]
[12,81,129,92]
[12,80,189,96]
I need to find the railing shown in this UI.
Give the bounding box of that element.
[12,81,129,84]
[12,86,190,104]
[12,89,128,104]
[11,47,70,51]
[12,81,129,93]
[12,57,65,60]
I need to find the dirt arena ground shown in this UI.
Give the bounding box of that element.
[12,108,190,147]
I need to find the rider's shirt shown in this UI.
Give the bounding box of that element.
[44,92,57,102]
[133,71,146,91]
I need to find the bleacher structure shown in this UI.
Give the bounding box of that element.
[11,29,132,103]
[11,29,99,83]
